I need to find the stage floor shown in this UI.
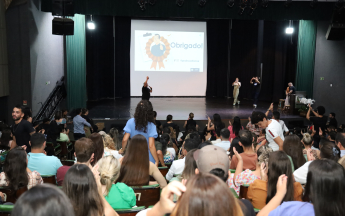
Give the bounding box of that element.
[88,98,302,121]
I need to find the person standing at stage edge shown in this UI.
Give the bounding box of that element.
[232,78,241,106]
[250,77,261,108]
[142,76,152,101]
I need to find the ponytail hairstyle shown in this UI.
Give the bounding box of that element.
[97,156,121,196]
[302,133,313,146]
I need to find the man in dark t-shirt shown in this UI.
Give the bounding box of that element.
[11,105,35,152]
[288,82,296,94]
[142,76,152,100]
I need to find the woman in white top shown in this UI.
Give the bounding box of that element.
[232,78,241,106]
[100,133,123,160]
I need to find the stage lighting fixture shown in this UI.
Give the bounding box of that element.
[148,0,157,5]
[238,0,247,15]
[310,0,317,8]
[284,0,292,8]
[285,20,294,34]
[198,0,207,7]
[261,0,269,8]
[87,15,95,30]
[227,0,235,8]
[248,0,258,15]
[138,0,147,10]
[176,0,184,6]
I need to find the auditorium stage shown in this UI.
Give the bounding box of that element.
[88,97,302,121]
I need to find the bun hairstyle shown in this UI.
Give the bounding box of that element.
[189,113,194,119]
[97,156,121,196]
[302,133,313,145]
[257,145,273,165]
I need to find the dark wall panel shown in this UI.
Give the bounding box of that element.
[313,21,345,124]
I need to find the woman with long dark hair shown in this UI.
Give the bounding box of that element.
[121,100,159,165]
[23,107,32,123]
[116,134,167,188]
[0,128,13,149]
[89,133,104,166]
[258,159,345,216]
[63,164,118,216]
[247,151,303,209]
[283,135,306,170]
[207,113,225,140]
[228,116,243,142]
[0,146,43,190]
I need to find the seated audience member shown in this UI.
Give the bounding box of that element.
[101,133,123,160]
[63,164,117,216]
[328,131,336,143]
[163,114,178,131]
[166,138,199,181]
[198,141,212,149]
[247,114,261,136]
[214,128,231,151]
[156,133,174,166]
[166,134,177,160]
[229,131,244,159]
[11,184,75,216]
[301,133,319,160]
[56,137,95,186]
[282,135,306,170]
[117,134,167,188]
[108,128,122,150]
[137,173,250,216]
[0,128,13,149]
[179,149,198,181]
[0,146,43,189]
[228,116,243,142]
[207,113,226,140]
[258,159,345,216]
[56,124,70,142]
[230,146,273,195]
[247,151,303,210]
[183,112,198,131]
[153,111,162,130]
[89,133,105,166]
[97,155,136,209]
[46,111,62,145]
[28,133,62,175]
[230,130,257,170]
[211,127,222,144]
[251,112,285,151]
[293,140,340,184]
[193,145,256,216]
[336,132,345,157]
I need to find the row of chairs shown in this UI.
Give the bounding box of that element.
[46,141,74,160]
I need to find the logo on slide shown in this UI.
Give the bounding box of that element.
[145,34,170,70]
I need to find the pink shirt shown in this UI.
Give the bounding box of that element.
[228,126,244,140]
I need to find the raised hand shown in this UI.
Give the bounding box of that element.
[269,103,274,111]
[260,162,268,181]
[233,147,242,161]
[276,174,288,197]
[319,127,323,136]
[157,181,186,214]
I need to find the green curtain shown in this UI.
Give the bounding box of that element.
[66,14,87,110]
[295,20,317,98]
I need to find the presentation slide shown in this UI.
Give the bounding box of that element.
[130,20,207,96]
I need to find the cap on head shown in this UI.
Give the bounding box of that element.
[193,145,229,177]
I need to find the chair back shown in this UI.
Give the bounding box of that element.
[130,184,160,207]
[41,175,57,185]
[115,206,145,216]
[158,167,168,177]
[239,184,250,199]
[61,160,75,166]
[0,186,27,203]
[0,204,14,216]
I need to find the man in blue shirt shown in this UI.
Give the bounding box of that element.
[73,108,92,140]
[28,133,62,175]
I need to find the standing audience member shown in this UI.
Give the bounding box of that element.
[11,105,35,152]
[81,108,98,133]
[265,104,289,136]
[153,111,162,130]
[282,135,306,170]
[121,100,159,165]
[251,112,284,151]
[11,184,75,216]
[56,137,95,186]
[228,116,243,142]
[336,132,345,157]
[63,164,118,216]
[73,108,92,140]
[166,139,199,181]
[328,112,338,128]
[117,135,167,188]
[98,156,136,209]
[0,146,43,189]
[258,159,345,216]
[247,151,303,210]
[214,128,231,151]
[230,130,257,170]
[28,133,62,175]
[306,105,327,149]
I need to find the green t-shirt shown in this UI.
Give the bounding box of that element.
[57,133,69,142]
[105,183,136,209]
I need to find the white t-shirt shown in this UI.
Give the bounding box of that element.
[266,119,285,151]
[293,161,312,184]
[233,82,241,87]
[167,148,176,159]
[104,148,123,160]
[278,120,289,133]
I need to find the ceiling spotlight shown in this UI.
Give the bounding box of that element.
[248,0,258,15]
[310,0,317,8]
[176,0,184,6]
[238,0,247,15]
[198,0,207,6]
[87,15,95,30]
[148,0,157,5]
[284,0,292,8]
[227,0,235,8]
[285,20,294,34]
[138,0,147,10]
[261,0,269,8]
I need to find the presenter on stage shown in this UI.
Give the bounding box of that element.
[232,78,241,106]
[250,77,261,108]
[285,82,296,106]
[142,76,152,101]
